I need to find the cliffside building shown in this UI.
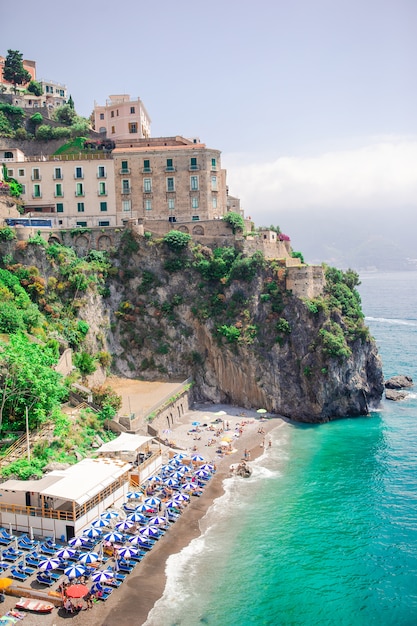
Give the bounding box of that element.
[93,95,151,142]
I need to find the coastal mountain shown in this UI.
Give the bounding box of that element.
[0,228,384,424]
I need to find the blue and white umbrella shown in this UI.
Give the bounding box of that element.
[54,548,77,560]
[191,454,205,462]
[144,496,161,508]
[136,503,154,513]
[182,482,198,491]
[78,551,99,565]
[128,534,150,546]
[68,536,89,548]
[127,512,148,524]
[115,520,135,532]
[126,491,142,500]
[194,469,210,479]
[146,475,163,483]
[148,516,168,526]
[200,464,215,472]
[117,546,138,560]
[165,499,180,508]
[38,558,60,572]
[101,510,119,520]
[174,453,188,460]
[102,531,123,543]
[83,526,102,539]
[174,493,190,502]
[164,477,179,487]
[91,569,114,583]
[139,526,160,538]
[64,564,86,579]
[92,518,109,528]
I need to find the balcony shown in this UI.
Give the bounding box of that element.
[74,175,84,180]
[97,173,107,179]
[98,192,108,197]
[75,192,85,197]
[165,166,176,172]
[31,175,42,181]
[189,164,200,171]
[54,193,64,198]
[120,168,130,175]
[32,193,42,199]
[142,167,152,173]
[121,188,131,195]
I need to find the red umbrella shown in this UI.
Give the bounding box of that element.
[65,584,89,599]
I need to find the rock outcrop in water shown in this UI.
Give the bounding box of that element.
[1,231,384,424]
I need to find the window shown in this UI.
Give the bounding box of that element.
[77,202,85,213]
[122,179,130,194]
[192,215,200,221]
[192,197,199,209]
[33,184,41,198]
[55,183,63,197]
[130,106,135,114]
[18,168,25,177]
[211,176,218,190]
[121,160,129,174]
[145,199,152,211]
[32,168,40,181]
[211,158,217,170]
[166,158,174,171]
[75,166,83,179]
[143,178,152,193]
[4,151,13,159]
[76,182,84,196]
[129,122,138,134]
[168,198,175,210]
[99,181,107,196]
[111,126,115,134]
[77,221,87,227]
[100,113,104,120]
[100,202,108,212]
[7,169,13,178]
[166,177,175,192]
[122,200,131,212]
[143,159,151,172]
[20,184,26,194]
[111,111,114,118]
[54,167,62,179]
[56,203,64,213]
[97,165,106,178]
[190,175,199,191]
[212,196,217,208]
[99,220,110,226]
[190,157,198,170]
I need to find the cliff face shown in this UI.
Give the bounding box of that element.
[2,233,384,423]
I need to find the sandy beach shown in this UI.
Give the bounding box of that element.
[0,403,284,626]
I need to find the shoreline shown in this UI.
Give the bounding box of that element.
[0,407,284,626]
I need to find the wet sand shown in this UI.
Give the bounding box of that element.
[0,405,283,626]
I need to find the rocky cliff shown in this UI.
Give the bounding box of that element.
[0,229,384,423]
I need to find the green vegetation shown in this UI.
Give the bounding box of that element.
[222,211,244,234]
[163,230,191,251]
[2,50,31,93]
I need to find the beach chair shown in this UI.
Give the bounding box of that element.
[25,553,42,567]
[10,568,28,582]
[117,561,134,573]
[2,551,18,562]
[16,561,36,576]
[39,543,55,556]
[36,573,55,586]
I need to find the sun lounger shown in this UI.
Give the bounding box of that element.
[36,573,55,586]
[39,543,55,556]
[25,554,42,567]
[117,562,134,573]
[16,562,35,576]
[10,568,28,582]
[2,552,18,562]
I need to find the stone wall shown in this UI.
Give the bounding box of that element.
[286,265,325,299]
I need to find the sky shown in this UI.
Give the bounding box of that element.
[3,0,417,268]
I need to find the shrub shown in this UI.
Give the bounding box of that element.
[163,230,191,251]
[73,351,96,375]
[217,324,241,343]
[0,226,16,241]
[222,212,244,234]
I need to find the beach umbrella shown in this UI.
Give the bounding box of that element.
[174,493,190,503]
[117,546,138,560]
[191,454,205,462]
[195,469,210,479]
[55,548,77,560]
[128,535,150,546]
[170,471,185,480]
[182,482,197,491]
[127,512,147,524]
[92,518,109,528]
[64,564,86,579]
[83,526,102,539]
[256,408,267,414]
[126,491,142,500]
[91,569,114,583]
[165,499,180,508]
[148,516,168,526]
[0,578,13,590]
[200,464,214,472]
[101,510,120,520]
[78,551,99,565]
[144,496,161,508]
[38,558,60,572]
[115,520,135,532]
[173,453,188,460]
[66,583,89,598]
[102,531,123,543]
[164,477,179,487]
[146,475,163,483]
[68,536,89,548]
[139,526,160,538]
[136,503,154,513]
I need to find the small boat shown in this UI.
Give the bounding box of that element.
[15,597,54,613]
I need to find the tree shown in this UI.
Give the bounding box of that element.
[27,80,43,96]
[163,230,191,251]
[67,95,75,109]
[52,104,76,126]
[3,50,31,93]
[222,211,244,234]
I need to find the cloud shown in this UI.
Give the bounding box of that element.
[224,137,417,220]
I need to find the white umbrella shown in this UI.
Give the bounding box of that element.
[128,535,150,546]
[83,526,102,539]
[182,482,197,491]
[164,477,179,487]
[173,453,188,460]
[144,496,161,508]
[174,493,190,503]
[194,469,210,478]
[68,536,90,548]
[148,516,168,526]
[146,475,163,483]
[200,464,215,472]
[117,546,138,560]
[139,526,160,538]
[92,518,109,528]
[126,492,142,500]
[191,454,205,462]
[91,569,114,583]
[78,551,99,565]
[127,512,147,524]
[55,548,77,560]
[102,531,123,543]
[115,520,135,532]
[136,503,154,513]
[101,510,119,520]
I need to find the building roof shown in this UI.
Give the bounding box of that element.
[96,432,153,455]
[0,457,131,506]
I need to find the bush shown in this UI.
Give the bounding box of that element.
[163,230,191,251]
[222,211,244,234]
[73,351,96,375]
[0,226,16,241]
[217,324,241,343]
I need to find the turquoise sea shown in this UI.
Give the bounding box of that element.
[146,271,417,626]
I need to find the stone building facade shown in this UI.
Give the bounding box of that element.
[93,94,151,142]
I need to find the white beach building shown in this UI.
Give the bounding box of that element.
[0,457,131,542]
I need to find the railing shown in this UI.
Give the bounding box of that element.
[142,377,192,422]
